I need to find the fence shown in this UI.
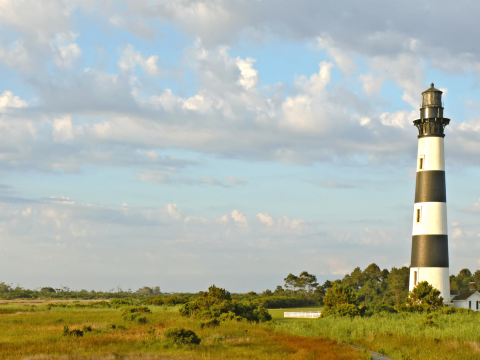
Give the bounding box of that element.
[284,311,321,318]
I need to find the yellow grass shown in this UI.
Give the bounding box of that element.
[0,305,368,360]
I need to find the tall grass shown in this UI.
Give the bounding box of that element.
[0,304,367,360]
[276,312,480,359]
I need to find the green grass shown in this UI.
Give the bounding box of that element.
[0,303,367,360]
[276,311,480,360]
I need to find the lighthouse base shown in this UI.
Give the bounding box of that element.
[409,267,450,302]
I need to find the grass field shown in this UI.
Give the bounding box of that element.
[4,301,480,360]
[0,302,368,360]
[276,310,480,360]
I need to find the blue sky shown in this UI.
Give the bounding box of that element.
[1,0,480,292]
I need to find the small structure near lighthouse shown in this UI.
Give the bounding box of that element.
[409,83,450,302]
[452,282,480,310]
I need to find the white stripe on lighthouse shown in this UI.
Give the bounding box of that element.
[409,267,450,300]
[417,137,445,171]
[412,202,448,235]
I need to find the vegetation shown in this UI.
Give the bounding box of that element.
[4,265,480,358]
[277,308,480,360]
[0,301,368,360]
[179,285,272,322]
[163,327,201,345]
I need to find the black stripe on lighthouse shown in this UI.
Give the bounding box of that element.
[414,171,446,203]
[411,235,449,267]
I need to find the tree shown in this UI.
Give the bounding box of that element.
[458,268,472,280]
[357,279,382,305]
[298,271,319,293]
[41,287,56,293]
[137,287,154,296]
[179,285,271,322]
[385,267,409,305]
[284,273,299,292]
[449,275,458,292]
[363,263,381,283]
[324,284,357,310]
[323,284,359,317]
[262,289,273,296]
[350,267,365,291]
[321,280,333,293]
[273,286,284,295]
[404,281,443,311]
[474,270,480,285]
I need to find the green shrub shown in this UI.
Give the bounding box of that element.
[323,284,360,317]
[142,295,190,306]
[179,285,272,323]
[110,298,136,308]
[398,281,443,313]
[324,303,361,318]
[62,326,84,337]
[164,327,201,345]
[121,306,151,316]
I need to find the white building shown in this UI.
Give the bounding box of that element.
[452,282,480,311]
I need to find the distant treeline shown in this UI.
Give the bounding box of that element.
[2,265,477,307]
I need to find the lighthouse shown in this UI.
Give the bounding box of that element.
[409,83,450,302]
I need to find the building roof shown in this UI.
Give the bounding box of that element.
[422,83,442,94]
[452,291,480,301]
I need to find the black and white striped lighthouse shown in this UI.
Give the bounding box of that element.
[409,83,450,301]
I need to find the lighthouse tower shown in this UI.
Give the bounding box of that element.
[409,83,450,302]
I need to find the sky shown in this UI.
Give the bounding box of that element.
[1,0,480,293]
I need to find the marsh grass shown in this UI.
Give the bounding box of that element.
[276,311,480,359]
[0,304,367,360]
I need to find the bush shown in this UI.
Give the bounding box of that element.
[143,296,189,306]
[197,318,220,329]
[121,306,151,316]
[164,327,201,345]
[110,298,136,308]
[400,281,443,313]
[123,312,148,324]
[322,284,360,317]
[179,285,272,323]
[253,296,316,309]
[324,303,361,318]
[63,326,83,337]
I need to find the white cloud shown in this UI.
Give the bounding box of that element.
[0,91,28,109]
[118,44,159,76]
[236,57,258,90]
[228,209,249,225]
[359,73,383,96]
[317,36,357,75]
[0,41,30,69]
[162,203,182,221]
[52,116,74,142]
[380,110,416,129]
[256,212,275,226]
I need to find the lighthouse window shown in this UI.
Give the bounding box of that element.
[416,208,421,223]
[414,271,417,286]
[419,155,425,170]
